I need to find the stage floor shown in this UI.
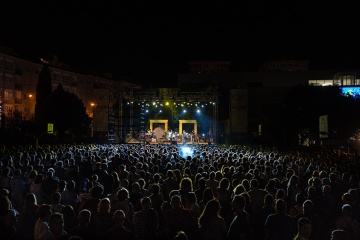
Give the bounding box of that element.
[125,138,212,145]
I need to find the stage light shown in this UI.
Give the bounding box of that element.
[159,110,162,113]
[180,146,193,158]
[166,102,169,106]
[197,109,200,113]
[183,109,187,113]
[146,109,149,113]
[152,102,156,105]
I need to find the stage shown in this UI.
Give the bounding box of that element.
[126,137,213,145]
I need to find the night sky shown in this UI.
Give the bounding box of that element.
[1,2,360,87]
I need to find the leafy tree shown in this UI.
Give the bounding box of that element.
[35,64,52,131]
[44,84,91,138]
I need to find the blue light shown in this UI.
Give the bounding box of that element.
[180,146,193,158]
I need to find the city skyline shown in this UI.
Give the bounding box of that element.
[2,2,360,87]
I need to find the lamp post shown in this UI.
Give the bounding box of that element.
[90,102,96,138]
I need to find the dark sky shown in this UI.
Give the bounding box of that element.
[1,2,360,87]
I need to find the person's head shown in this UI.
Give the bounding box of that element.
[297,217,312,238]
[90,185,104,198]
[132,182,141,193]
[331,229,348,240]
[48,212,64,236]
[275,188,285,200]
[169,189,180,199]
[24,193,38,208]
[219,178,230,190]
[342,204,353,217]
[150,183,160,194]
[61,205,75,222]
[264,194,274,206]
[77,209,91,226]
[295,192,305,205]
[68,237,83,240]
[98,198,111,213]
[199,198,221,226]
[37,204,52,220]
[113,210,126,225]
[288,174,299,186]
[202,187,214,204]
[275,199,287,214]
[171,195,182,209]
[250,179,259,189]
[141,197,152,210]
[231,194,246,213]
[184,192,197,205]
[0,196,11,215]
[116,188,130,201]
[180,177,193,191]
[174,231,188,240]
[51,192,62,204]
[66,180,76,191]
[302,200,314,214]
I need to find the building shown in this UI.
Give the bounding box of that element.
[0,46,141,142]
[188,61,230,74]
[179,61,360,145]
[258,60,309,72]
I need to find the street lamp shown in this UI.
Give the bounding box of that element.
[90,102,96,138]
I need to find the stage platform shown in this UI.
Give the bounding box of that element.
[125,138,212,145]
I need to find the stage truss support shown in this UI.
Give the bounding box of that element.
[111,88,219,144]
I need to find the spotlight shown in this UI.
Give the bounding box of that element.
[197,109,200,113]
[180,146,193,158]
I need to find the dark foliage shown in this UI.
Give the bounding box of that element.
[35,64,52,126]
[44,84,91,137]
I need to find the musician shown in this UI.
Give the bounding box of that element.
[191,130,196,143]
[167,129,173,141]
[207,129,213,143]
[183,130,188,144]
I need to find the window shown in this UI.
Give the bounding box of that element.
[15,105,21,112]
[4,90,13,100]
[63,75,70,84]
[15,63,22,74]
[52,72,60,81]
[15,91,21,99]
[3,104,13,114]
[5,74,13,86]
[4,60,14,71]
[24,78,30,86]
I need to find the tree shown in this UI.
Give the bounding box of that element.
[35,64,52,131]
[44,84,91,138]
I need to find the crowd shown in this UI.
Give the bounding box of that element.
[0,142,359,240]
